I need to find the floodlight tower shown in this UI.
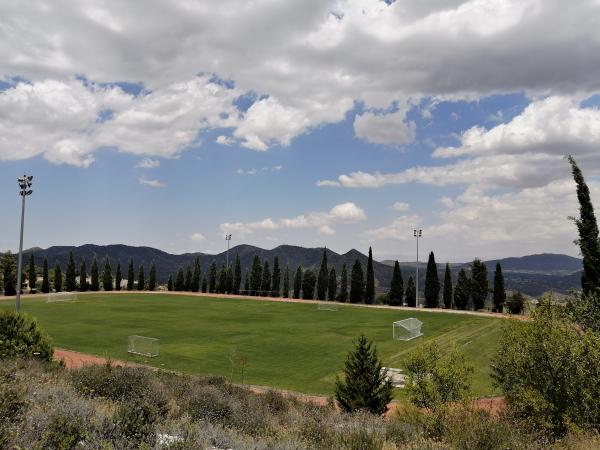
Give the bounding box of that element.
[225,234,232,267]
[16,175,33,312]
[413,229,422,308]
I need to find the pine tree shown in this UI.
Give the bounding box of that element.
[2,252,16,296]
[218,265,227,293]
[243,269,250,292]
[293,266,303,299]
[261,261,271,293]
[339,263,348,302]
[137,264,145,290]
[167,275,173,291]
[302,269,316,299]
[443,263,453,309]
[454,269,470,310]
[41,257,50,294]
[201,275,208,293]
[271,256,281,297]
[191,258,200,292]
[328,267,337,301]
[90,257,99,291]
[405,276,416,307]
[282,264,290,298]
[148,261,157,291]
[184,265,192,291]
[65,251,77,292]
[28,253,37,292]
[389,261,404,306]
[334,334,393,415]
[471,259,488,310]
[350,259,365,303]
[365,247,375,304]
[175,267,185,291]
[493,263,506,312]
[79,260,88,292]
[102,257,113,291]
[233,255,242,294]
[424,251,440,308]
[226,266,233,293]
[250,256,262,294]
[115,262,122,291]
[208,262,217,293]
[53,263,62,292]
[316,248,329,300]
[127,259,135,291]
[569,156,600,295]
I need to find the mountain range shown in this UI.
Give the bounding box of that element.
[13,244,583,297]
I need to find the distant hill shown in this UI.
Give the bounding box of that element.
[11,245,583,297]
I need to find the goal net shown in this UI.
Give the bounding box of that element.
[317,302,338,311]
[393,318,423,341]
[128,335,159,357]
[46,292,78,303]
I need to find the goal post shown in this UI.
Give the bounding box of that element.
[393,318,423,341]
[128,335,159,357]
[317,302,338,311]
[46,292,78,303]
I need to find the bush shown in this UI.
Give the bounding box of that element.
[506,292,525,314]
[114,398,158,444]
[41,413,85,450]
[0,310,53,361]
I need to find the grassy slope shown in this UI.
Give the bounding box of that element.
[1,293,504,397]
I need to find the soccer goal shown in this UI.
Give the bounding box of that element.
[393,318,423,341]
[317,302,338,311]
[46,292,78,303]
[128,335,159,357]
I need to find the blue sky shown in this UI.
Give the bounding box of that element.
[1,1,599,261]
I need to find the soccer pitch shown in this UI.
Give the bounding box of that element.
[1,293,505,397]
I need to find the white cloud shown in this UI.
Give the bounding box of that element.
[190,232,206,241]
[138,177,165,188]
[353,109,416,146]
[236,165,283,175]
[216,135,235,146]
[364,215,422,241]
[135,157,160,169]
[391,202,410,212]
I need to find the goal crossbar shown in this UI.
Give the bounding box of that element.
[128,335,159,357]
[393,318,423,341]
[317,302,338,311]
[46,292,78,303]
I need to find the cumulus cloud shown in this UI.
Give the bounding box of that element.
[216,135,235,146]
[135,157,160,169]
[391,202,410,212]
[190,232,206,241]
[138,177,165,188]
[354,109,416,146]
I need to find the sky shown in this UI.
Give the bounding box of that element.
[1,0,600,262]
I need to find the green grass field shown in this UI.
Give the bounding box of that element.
[1,293,505,397]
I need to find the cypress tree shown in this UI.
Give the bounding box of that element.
[137,264,145,290]
[90,257,99,291]
[328,267,337,301]
[405,276,416,307]
[183,265,192,291]
[493,263,506,312]
[293,266,303,299]
[350,259,364,303]
[271,256,281,297]
[53,263,62,292]
[389,261,404,306]
[201,275,208,293]
[175,267,185,291]
[102,257,113,291]
[334,334,393,415]
[65,251,77,292]
[569,156,600,295]
[218,265,227,293]
[339,263,348,302]
[79,260,88,292]
[167,275,173,291]
[191,258,200,292]
[243,269,250,292]
[471,259,488,310]
[148,261,157,291]
[365,247,375,304]
[28,253,37,292]
[424,251,440,308]
[127,259,135,291]
[115,262,122,291]
[233,255,242,294]
[443,263,453,309]
[283,264,290,298]
[226,266,233,293]
[261,261,271,293]
[454,269,470,310]
[208,262,217,293]
[2,252,16,296]
[302,269,316,299]
[41,257,50,294]
[316,248,329,301]
[250,256,262,294]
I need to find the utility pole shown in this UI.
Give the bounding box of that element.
[413,229,422,308]
[225,234,232,267]
[16,175,33,312]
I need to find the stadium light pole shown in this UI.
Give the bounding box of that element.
[413,229,422,308]
[225,234,232,267]
[16,175,33,313]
